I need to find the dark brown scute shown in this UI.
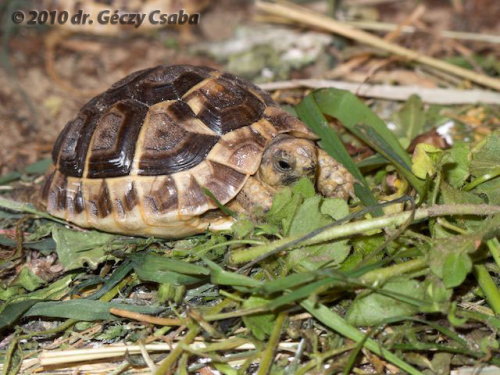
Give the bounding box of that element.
[264,107,318,139]
[40,169,55,203]
[264,107,296,133]
[74,183,85,214]
[95,180,112,218]
[138,112,219,175]
[109,67,156,90]
[55,107,101,177]
[132,65,214,105]
[204,161,246,203]
[194,78,265,135]
[49,172,67,211]
[220,72,275,106]
[87,100,148,178]
[52,65,277,179]
[51,122,70,164]
[124,182,138,212]
[232,127,268,152]
[66,181,84,214]
[182,176,208,211]
[166,100,196,123]
[144,176,178,213]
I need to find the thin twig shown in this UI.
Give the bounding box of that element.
[109,308,183,326]
[34,342,299,366]
[255,1,500,91]
[258,80,500,104]
[345,20,500,44]
[257,312,287,375]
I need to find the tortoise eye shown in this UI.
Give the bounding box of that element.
[276,159,293,172]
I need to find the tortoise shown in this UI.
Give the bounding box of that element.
[40,65,354,238]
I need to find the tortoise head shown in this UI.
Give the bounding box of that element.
[258,135,318,188]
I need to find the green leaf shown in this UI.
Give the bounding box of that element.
[441,183,484,205]
[131,253,208,276]
[24,158,51,175]
[231,218,254,239]
[203,257,261,288]
[320,197,350,220]
[286,196,350,271]
[52,225,120,270]
[394,94,426,144]
[430,235,476,279]
[0,171,21,185]
[346,279,424,326]
[24,300,166,321]
[11,267,46,291]
[422,275,453,313]
[295,93,381,215]
[132,253,208,286]
[255,271,319,295]
[86,261,133,300]
[341,235,384,271]
[288,196,329,236]
[266,187,295,228]
[442,253,473,288]
[0,286,24,301]
[292,176,316,199]
[475,177,500,204]
[0,198,66,224]
[0,299,42,332]
[470,134,500,177]
[242,296,276,340]
[411,143,443,179]
[301,300,422,375]
[313,88,425,197]
[428,214,500,280]
[442,142,471,188]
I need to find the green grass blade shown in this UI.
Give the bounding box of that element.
[295,94,382,215]
[130,253,208,285]
[301,300,423,375]
[313,88,425,196]
[0,299,42,332]
[24,300,166,321]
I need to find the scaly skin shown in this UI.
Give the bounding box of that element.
[235,138,355,214]
[316,149,354,200]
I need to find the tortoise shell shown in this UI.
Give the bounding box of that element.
[40,65,318,238]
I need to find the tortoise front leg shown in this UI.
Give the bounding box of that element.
[316,149,354,200]
[233,176,275,215]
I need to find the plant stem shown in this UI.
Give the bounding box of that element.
[391,343,500,365]
[230,204,500,264]
[487,238,500,271]
[2,320,76,375]
[463,167,500,191]
[154,324,200,375]
[295,343,358,375]
[360,258,427,285]
[257,312,287,375]
[301,301,422,375]
[473,264,500,315]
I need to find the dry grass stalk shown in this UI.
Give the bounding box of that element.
[345,20,500,44]
[109,308,183,326]
[35,341,299,366]
[258,79,500,104]
[255,1,500,91]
